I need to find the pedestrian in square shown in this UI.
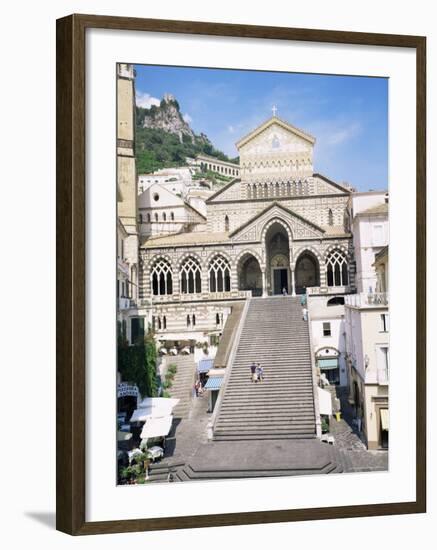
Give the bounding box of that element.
[302,307,308,321]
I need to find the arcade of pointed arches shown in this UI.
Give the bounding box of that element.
[148,242,349,298]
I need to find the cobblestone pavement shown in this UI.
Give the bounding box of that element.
[328,387,388,472]
[160,387,388,478]
[163,389,211,464]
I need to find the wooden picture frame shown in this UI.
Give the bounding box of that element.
[56,13,426,535]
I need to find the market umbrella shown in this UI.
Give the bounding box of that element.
[117,431,133,441]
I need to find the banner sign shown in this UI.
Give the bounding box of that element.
[117,383,139,398]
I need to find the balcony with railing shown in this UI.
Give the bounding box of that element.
[345,292,388,308]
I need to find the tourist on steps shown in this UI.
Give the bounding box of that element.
[302,307,308,321]
[250,362,257,382]
[257,363,264,382]
[282,286,288,296]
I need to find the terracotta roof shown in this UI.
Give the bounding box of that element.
[320,226,351,237]
[142,231,230,248]
[358,203,388,216]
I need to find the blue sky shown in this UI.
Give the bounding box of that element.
[134,65,388,192]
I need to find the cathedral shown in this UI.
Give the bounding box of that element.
[137,113,355,340]
[117,64,389,454]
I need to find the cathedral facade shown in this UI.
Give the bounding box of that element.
[137,115,355,340]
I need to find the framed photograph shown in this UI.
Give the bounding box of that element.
[56,14,426,535]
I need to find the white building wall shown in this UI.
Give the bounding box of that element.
[308,296,348,386]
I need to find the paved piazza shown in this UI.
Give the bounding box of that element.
[149,390,387,482]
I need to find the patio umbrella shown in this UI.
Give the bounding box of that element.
[140,415,173,439]
[117,431,133,441]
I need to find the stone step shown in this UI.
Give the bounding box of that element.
[214,296,316,441]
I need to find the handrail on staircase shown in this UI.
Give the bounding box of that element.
[207,297,251,440]
[306,302,322,438]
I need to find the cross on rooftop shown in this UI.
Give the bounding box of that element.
[272,105,278,117]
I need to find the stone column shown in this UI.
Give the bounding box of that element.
[291,269,296,296]
[262,269,267,297]
[231,264,239,292]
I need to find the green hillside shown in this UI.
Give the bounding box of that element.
[135,103,238,174]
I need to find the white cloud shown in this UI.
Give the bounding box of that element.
[183,113,193,124]
[327,122,361,146]
[136,91,160,109]
[227,125,235,134]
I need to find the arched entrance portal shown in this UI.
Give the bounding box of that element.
[265,222,290,295]
[295,252,320,294]
[238,253,263,297]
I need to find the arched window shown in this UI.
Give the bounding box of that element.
[138,213,143,224]
[170,212,174,221]
[192,314,196,326]
[253,185,258,199]
[158,317,162,330]
[147,213,151,223]
[150,258,173,296]
[163,316,167,329]
[328,209,334,226]
[216,313,220,325]
[326,250,349,287]
[180,257,202,294]
[224,215,229,232]
[154,213,158,222]
[163,212,167,221]
[209,255,231,292]
[187,315,191,327]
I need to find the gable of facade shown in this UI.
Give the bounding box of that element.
[229,202,325,243]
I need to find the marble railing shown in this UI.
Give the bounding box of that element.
[140,290,251,306]
[345,292,388,308]
[306,285,351,296]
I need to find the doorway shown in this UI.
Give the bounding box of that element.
[273,268,288,295]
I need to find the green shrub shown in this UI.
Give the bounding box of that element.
[117,334,158,398]
[321,417,330,434]
[168,364,177,375]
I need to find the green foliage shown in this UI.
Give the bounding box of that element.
[193,170,234,186]
[162,390,171,398]
[117,335,158,398]
[321,416,330,434]
[167,363,177,375]
[135,102,233,173]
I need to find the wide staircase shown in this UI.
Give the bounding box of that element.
[213,296,317,441]
[166,355,196,419]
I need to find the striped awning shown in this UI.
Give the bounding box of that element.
[198,359,214,373]
[204,376,224,390]
[317,358,339,370]
[380,409,389,431]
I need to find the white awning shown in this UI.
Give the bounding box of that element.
[380,409,389,431]
[140,415,173,439]
[130,397,179,422]
[317,386,333,416]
